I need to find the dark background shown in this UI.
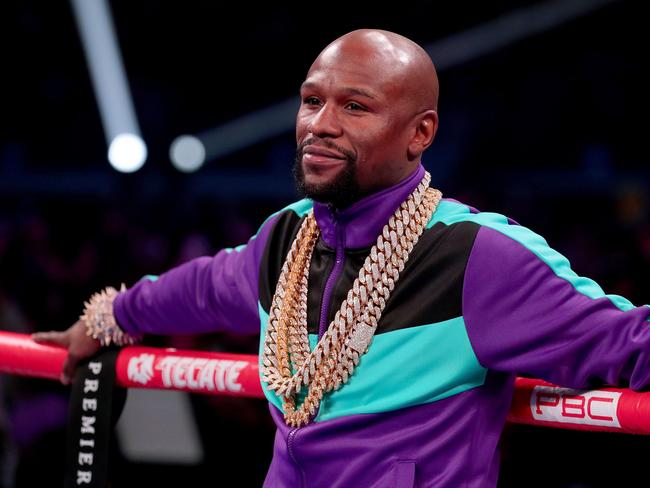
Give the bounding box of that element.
[1,0,648,486]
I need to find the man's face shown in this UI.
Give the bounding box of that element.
[295,40,416,207]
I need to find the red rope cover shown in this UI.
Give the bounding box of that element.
[2,330,650,434]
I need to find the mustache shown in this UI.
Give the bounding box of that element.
[297,137,357,162]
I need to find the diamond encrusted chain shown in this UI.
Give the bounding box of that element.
[262,172,442,427]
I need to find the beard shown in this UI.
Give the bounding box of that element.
[293,138,361,209]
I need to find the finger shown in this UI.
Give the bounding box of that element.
[61,354,80,385]
[32,331,71,348]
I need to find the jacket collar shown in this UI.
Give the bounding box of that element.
[312,164,426,249]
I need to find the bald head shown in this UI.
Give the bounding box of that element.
[312,29,439,112]
[295,29,440,207]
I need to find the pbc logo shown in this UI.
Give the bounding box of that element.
[531,385,621,428]
[127,353,155,385]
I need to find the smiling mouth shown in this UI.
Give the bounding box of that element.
[301,146,348,167]
[302,153,346,166]
[303,145,346,159]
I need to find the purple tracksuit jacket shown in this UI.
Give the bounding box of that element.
[113,164,650,487]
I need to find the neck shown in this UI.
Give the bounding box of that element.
[312,164,426,248]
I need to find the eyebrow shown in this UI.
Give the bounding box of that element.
[300,81,378,100]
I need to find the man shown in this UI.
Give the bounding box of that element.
[35,29,650,487]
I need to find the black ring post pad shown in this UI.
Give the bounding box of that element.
[65,348,127,488]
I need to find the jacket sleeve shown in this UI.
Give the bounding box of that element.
[463,224,650,390]
[112,212,280,336]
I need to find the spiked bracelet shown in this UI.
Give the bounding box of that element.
[81,285,141,346]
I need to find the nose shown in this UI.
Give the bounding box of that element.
[306,103,343,138]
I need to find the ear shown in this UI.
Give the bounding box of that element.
[407,110,438,161]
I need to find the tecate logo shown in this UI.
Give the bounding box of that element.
[127,353,155,385]
[125,354,248,393]
[531,385,621,428]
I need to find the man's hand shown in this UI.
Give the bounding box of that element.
[32,320,101,385]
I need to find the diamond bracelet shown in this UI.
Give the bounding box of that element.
[80,285,142,346]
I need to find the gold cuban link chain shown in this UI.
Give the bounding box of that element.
[262,172,442,427]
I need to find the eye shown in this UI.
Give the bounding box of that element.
[303,96,321,106]
[345,101,366,111]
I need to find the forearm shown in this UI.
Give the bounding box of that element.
[463,225,650,389]
[113,254,257,336]
[112,213,280,338]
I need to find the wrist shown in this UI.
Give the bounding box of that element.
[81,285,142,346]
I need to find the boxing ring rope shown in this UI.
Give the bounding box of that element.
[2,330,650,435]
